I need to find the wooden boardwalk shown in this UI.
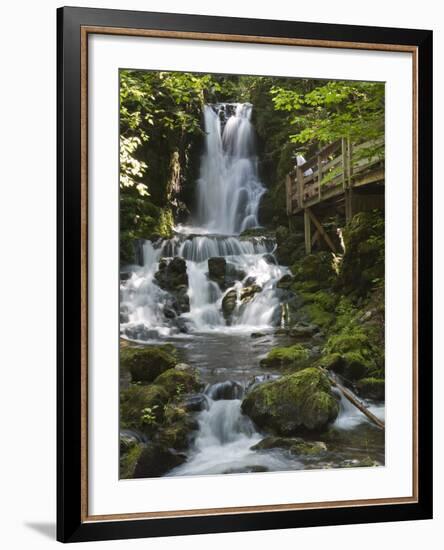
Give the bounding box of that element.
[285,137,385,253]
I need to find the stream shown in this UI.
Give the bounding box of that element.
[120,102,385,476]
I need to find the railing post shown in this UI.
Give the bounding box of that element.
[285,173,292,215]
[341,138,347,190]
[317,153,322,200]
[296,166,304,209]
[347,137,353,187]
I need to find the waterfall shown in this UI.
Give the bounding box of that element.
[120,102,289,340]
[195,103,265,235]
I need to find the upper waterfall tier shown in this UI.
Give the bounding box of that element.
[194,103,265,235]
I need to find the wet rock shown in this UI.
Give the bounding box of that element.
[289,323,319,339]
[208,257,226,286]
[251,436,327,456]
[244,276,257,287]
[251,332,266,338]
[355,377,385,400]
[120,430,145,479]
[182,394,209,412]
[134,443,186,478]
[206,380,244,400]
[240,284,262,303]
[225,262,246,286]
[120,429,148,454]
[120,304,130,324]
[276,274,294,289]
[154,256,188,291]
[222,289,237,321]
[163,307,176,319]
[120,271,132,282]
[262,253,276,265]
[242,367,339,435]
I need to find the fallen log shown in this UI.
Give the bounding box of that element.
[320,368,385,430]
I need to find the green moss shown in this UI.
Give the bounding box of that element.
[260,344,309,370]
[251,436,327,456]
[356,377,385,400]
[291,252,335,290]
[121,346,177,384]
[242,367,339,435]
[316,353,344,371]
[120,442,143,479]
[301,302,335,328]
[338,210,384,296]
[120,384,170,433]
[153,367,202,396]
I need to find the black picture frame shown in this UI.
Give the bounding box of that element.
[57,6,433,543]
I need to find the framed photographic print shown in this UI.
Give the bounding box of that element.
[57,6,433,543]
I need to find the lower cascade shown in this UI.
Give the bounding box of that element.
[120,234,287,340]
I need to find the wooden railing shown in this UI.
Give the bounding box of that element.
[286,136,385,215]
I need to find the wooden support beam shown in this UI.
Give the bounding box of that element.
[311,229,320,247]
[304,209,311,254]
[306,207,336,253]
[345,188,353,222]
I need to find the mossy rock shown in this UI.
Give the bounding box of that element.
[324,330,376,381]
[317,353,344,371]
[222,289,237,320]
[153,367,203,396]
[208,257,226,286]
[356,377,385,400]
[338,210,384,296]
[241,367,339,435]
[120,384,170,432]
[291,252,335,290]
[300,302,335,329]
[288,289,337,329]
[260,344,309,370]
[251,436,327,456]
[157,404,199,450]
[122,346,177,384]
[133,443,186,478]
[120,441,143,479]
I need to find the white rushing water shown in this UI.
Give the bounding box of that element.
[195,103,265,235]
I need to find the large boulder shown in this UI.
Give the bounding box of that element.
[154,256,188,291]
[322,331,377,381]
[208,257,226,287]
[133,443,186,478]
[241,367,339,435]
[153,366,203,395]
[208,257,246,289]
[122,346,177,384]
